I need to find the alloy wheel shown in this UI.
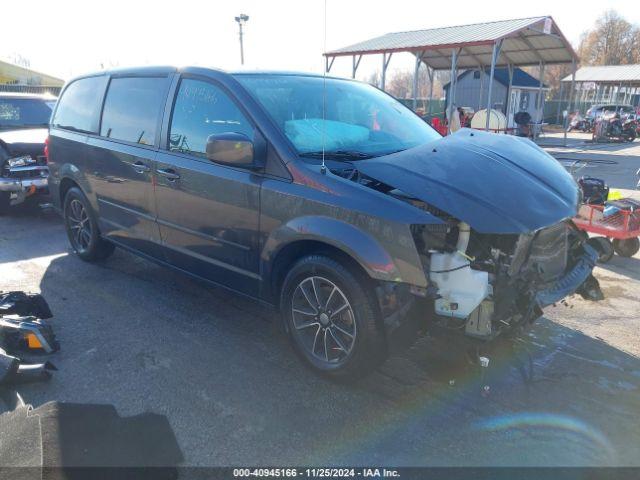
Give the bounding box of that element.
[291,276,356,366]
[67,199,92,253]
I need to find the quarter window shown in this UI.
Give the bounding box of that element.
[100,77,168,145]
[52,76,107,133]
[168,79,253,158]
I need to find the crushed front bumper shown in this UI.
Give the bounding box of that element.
[536,244,602,307]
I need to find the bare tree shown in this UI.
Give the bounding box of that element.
[578,10,640,65]
[3,53,31,68]
[385,66,445,100]
[363,70,380,88]
[545,64,573,99]
[386,70,413,98]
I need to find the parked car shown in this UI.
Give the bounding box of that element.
[47,67,603,379]
[0,92,54,213]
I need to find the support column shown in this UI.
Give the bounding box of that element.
[478,66,485,111]
[427,66,434,119]
[535,61,545,136]
[485,40,502,131]
[351,55,361,79]
[447,48,459,134]
[556,81,564,125]
[617,82,623,103]
[412,51,424,111]
[380,53,392,91]
[564,58,576,146]
[506,63,514,128]
[325,56,335,74]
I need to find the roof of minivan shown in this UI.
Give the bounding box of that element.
[69,66,346,82]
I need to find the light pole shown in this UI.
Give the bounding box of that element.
[235,13,249,65]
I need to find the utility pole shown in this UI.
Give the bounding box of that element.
[235,14,249,65]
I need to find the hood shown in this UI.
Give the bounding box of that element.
[0,128,48,158]
[356,129,578,234]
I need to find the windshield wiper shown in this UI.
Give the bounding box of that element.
[300,150,374,160]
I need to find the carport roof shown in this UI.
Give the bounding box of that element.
[324,16,578,70]
[561,64,640,84]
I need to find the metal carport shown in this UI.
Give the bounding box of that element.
[324,16,578,138]
[561,65,640,107]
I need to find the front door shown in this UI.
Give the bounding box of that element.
[88,75,171,258]
[154,77,262,296]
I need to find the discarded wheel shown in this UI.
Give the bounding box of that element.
[612,237,640,258]
[587,236,615,263]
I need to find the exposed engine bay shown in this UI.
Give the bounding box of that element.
[329,161,604,341]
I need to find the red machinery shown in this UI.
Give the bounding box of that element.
[573,199,640,262]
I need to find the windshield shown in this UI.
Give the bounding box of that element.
[0,97,55,129]
[236,74,440,158]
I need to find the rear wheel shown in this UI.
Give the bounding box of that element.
[613,238,640,258]
[63,187,115,262]
[280,255,387,380]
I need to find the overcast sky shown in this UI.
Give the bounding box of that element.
[3,0,640,82]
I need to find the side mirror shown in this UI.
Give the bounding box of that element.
[206,132,258,169]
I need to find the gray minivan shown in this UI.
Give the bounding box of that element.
[47,66,602,378]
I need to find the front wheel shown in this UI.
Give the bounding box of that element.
[63,187,115,262]
[280,255,387,380]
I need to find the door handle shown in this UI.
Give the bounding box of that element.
[157,168,180,181]
[132,161,150,173]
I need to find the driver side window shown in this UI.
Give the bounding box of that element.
[168,79,254,158]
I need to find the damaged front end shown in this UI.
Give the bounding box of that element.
[410,218,603,340]
[334,129,604,341]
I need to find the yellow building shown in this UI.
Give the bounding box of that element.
[0,59,64,94]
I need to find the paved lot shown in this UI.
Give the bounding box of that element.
[1,141,639,467]
[541,131,640,190]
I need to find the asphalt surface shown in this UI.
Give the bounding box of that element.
[1,140,639,467]
[542,131,640,190]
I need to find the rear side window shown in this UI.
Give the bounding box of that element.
[100,77,168,145]
[168,78,253,158]
[52,76,107,133]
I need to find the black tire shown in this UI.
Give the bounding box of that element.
[280,254,387,380]
[613,238,640,258]
[587,236,615,263]
[63,187,115,262]
[0,192,10,215]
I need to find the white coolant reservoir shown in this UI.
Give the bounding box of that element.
[429,252,490,319]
